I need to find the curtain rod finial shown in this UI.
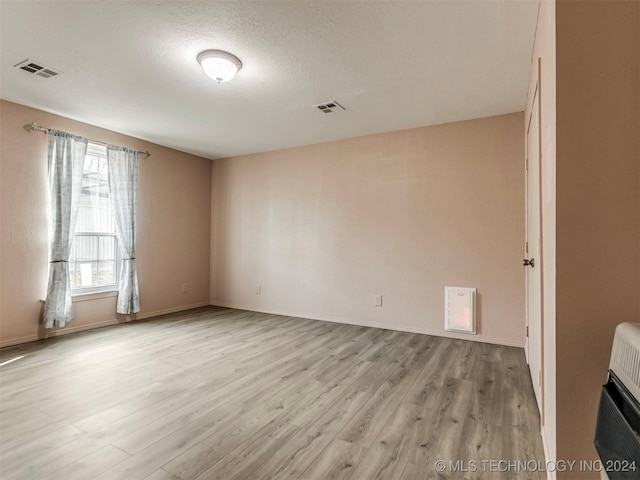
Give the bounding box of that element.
[24,122,38,133]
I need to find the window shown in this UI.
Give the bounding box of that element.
[69,143,118,293]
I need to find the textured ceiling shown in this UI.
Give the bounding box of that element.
[0,0,539,160]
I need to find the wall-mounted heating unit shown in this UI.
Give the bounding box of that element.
[444,286,476,334]
[594,322,640,480]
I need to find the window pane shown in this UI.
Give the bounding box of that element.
[77,155,115,233]
[99,236,116,261]
[98,260,117,286]
[72,143,118,291]
[70,235,118,289]
[75,236,97,261]
[79,261,96,287]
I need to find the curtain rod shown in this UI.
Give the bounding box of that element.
[23,122,151,158]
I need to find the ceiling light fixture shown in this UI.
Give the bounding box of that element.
[197,49,242,83]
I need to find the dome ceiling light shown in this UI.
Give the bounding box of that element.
[197,49,242,83]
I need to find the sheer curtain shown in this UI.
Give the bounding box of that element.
[43,131,87,328]
[107,145,140,314]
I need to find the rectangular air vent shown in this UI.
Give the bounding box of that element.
[313,101,345,114]
[14,59,61,79]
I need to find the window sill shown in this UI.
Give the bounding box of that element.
[72,290,118,303]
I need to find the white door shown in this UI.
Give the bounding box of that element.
[525,82,543,417]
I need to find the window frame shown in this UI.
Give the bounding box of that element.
[70,142,120,296]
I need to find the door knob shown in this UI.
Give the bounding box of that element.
[523,258,535,268]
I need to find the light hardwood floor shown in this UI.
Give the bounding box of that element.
[0,307,545,480]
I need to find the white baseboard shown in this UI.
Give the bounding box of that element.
[541,424,555,480]
[210,301,524,348]
[0,302,210,349]
[134,302,210,320]
[2,301,522,349]
[0,333,47,349]
[0,319,120,348]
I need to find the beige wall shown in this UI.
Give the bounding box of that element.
[211,113,526,346]
[0,100,212,347]
[554,1,640,477]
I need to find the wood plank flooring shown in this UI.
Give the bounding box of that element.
[0,307,546,480]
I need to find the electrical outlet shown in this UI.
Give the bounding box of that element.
[182,283,188,293]
[375,295,383,307]
[255,284,261,294]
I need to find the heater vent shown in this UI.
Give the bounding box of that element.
[444,286,476,334]
[610,323,640,403]
[14,59,61,79]
[313,101,345,114]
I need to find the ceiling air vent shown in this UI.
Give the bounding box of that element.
[14,59,61,79]
[313,101,345,114]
